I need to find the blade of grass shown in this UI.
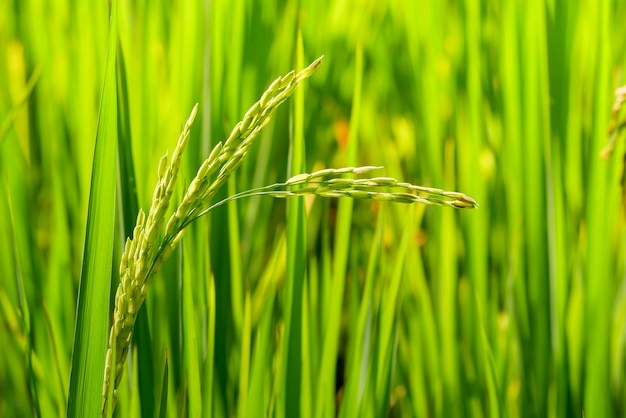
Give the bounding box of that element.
[584,0,618,416]
[115,34,156,418]
[301,275,313,418]
[0,90,45,413]
[181,240,202,417]
[546,1,577,412]
[404,205,441,417]
[339,202,384,417]
[224,1,246,376]
[203,272,216,417]
[281,30,307,418]
[460,0,488,305]
[476,288,501,418]
[41,301,67,415]
[6,177,41,418]
[516,2,550,414]
[171,3,213,414]
[315,44,363,418]
[157,351,169,418]
[66,0,118,416]
[228,175,244,338]
[438,142,459,416]
[248,235,284,417]
[375,206,413,416]
[208,0,233,411]
[0,67,40,145]
[237,292,252,418]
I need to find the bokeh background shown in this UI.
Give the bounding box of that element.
[1,0,625,417]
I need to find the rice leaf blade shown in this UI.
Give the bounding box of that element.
[66,1,118,416]
[315,44,363,418]
[5,177,42,418]
[281,32,307,417]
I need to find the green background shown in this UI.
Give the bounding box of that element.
[1,0,625,416]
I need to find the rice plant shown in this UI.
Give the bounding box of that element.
[102,56,476,416]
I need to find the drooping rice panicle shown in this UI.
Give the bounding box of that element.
[101,55,477,416]
[101,104,198,414]
[197,166,478,214]
[101,57,323,415]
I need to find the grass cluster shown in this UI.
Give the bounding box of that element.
[1,0,625,417]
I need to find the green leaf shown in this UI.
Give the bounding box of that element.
[157,352,169,418]
[66,1,118,416]
[182,240,202,417]
[5,177,41,418]
[315,44,363,418]
[115,35,155,418]
[236,292,252,418]
[0,68,40,145]
[339,203,384,417]
[281,30,307,418]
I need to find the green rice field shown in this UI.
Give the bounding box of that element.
[1,0,625,416]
